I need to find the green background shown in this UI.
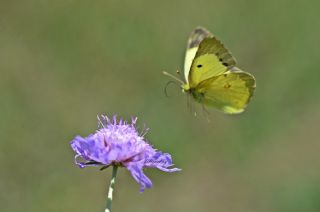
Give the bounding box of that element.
[1,1,320,211]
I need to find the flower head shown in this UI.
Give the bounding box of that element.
[70,115,181,192]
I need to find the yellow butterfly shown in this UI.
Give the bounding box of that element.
[164,27,256,114]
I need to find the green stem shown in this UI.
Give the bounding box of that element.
[105,165,118,212]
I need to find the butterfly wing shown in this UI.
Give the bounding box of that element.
[196,68,256,114]
[184,27,212,83]
[188,36,237,88]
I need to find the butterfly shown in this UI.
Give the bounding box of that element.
[163,27,256,114]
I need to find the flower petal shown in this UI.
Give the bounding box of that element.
[126,162,152,192]
[145,151,182,172]
[70,135,111,165]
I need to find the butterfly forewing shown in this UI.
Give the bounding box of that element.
[184,27,212,83]
[187,27,213,49]
[188,37,237,88]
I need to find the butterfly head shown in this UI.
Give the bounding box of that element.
[182,83,190,92]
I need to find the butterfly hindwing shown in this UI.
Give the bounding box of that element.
[196,69,255,114]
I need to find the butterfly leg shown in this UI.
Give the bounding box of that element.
[202,104,211,122]
[186,93,191,112]
[187,94,196,116]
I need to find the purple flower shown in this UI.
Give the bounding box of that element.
[70,115,181,192]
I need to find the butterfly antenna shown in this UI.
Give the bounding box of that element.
[163,71,184,84]
[164,80,181,97]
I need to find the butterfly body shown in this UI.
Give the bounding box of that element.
[186,87,205,103]
[164,27,256,114]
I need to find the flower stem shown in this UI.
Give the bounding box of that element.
[105,165,118,212]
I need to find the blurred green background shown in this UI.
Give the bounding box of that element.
[1,0,320,211]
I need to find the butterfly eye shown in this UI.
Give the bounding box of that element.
[197,64,202,68]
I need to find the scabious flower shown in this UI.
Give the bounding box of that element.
[70,115,181,192]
